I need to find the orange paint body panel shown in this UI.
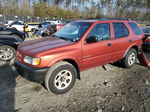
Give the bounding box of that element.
[17,20,144,70]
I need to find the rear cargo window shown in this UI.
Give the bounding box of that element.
[128,23,142,35]
[113,23,129,38]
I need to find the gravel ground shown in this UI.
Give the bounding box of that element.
[0,35,150,112]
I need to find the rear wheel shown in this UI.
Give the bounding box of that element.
[44,61,77,94]
[0,45,15,61]
[122,48,137,68]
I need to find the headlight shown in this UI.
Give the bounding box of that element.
[24,56,40,65]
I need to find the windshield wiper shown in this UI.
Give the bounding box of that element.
[52,35,71,41]
[52,34,58,37]
[59,37,70,41]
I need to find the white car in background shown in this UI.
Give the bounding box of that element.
[48,20,64,25]
[3,20,14,26]
[6,20,36,32]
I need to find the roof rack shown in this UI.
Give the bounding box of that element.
[86,17,131,21]
[99,17,131,21]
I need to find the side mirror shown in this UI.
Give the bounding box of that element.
[86,36,98,44]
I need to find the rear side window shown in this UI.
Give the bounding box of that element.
[128,23,142,35]
[113,23,129,38]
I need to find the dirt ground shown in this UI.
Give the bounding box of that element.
[0,35,150,112]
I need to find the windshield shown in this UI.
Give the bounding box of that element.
[54,22,92,42]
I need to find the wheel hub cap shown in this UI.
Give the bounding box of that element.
[0,48,13,61]
[54,70,72,90]
[128,53,135,65]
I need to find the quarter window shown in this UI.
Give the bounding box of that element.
[113,23,129,38]
[128,23,142,35]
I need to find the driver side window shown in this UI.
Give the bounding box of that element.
[87,23,111,41]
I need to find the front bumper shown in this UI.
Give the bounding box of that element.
[15,60,49,83]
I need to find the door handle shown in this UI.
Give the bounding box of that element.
[129,39,132,42]
[107,43,112,46]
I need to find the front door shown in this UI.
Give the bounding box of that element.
[82,23,114,69]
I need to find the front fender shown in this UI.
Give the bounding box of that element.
[47,56,80,68]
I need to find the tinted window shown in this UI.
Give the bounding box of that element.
[129,23,142,35]
[113,23,129,38]
[87,23,110,41]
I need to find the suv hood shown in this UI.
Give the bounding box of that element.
[18,37,73,56]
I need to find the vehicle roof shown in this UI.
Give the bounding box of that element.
[74,19,136,23]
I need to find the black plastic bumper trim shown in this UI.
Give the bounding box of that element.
[15,60,49,83]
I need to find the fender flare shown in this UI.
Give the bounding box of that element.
[123,44,139,58]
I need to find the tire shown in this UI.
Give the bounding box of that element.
[0,45,16,61]
[31,28,36,32]
[44,61,77,94]
[122,48,137,68]
[41,33,48,36]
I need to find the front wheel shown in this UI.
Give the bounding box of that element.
[0,45,15,61]
[122,48,137,68]
[44,61,77,94]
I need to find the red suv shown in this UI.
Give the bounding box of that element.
[15,18,144,94]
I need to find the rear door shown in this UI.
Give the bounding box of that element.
[82,22,114,69]
[111,22,131,60]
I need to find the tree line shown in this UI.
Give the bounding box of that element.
[0,0,150,20]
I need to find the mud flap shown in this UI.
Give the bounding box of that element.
[138,52,150,67]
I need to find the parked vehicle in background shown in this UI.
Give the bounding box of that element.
[5,20,36,32]
[35,24,55,36]
[49,20,65,31]
[27,22,39,32]
[55,24,64,31]
[7,20,24,31]
[141,27,150,34]
[15,18,144,94]
[141,27,150,50]
[2,20,14,26]
[0,35,23,61]
[0,26,26,39]
[38,22,57,31]
[24,24,37,32]
[49,20,64,25]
